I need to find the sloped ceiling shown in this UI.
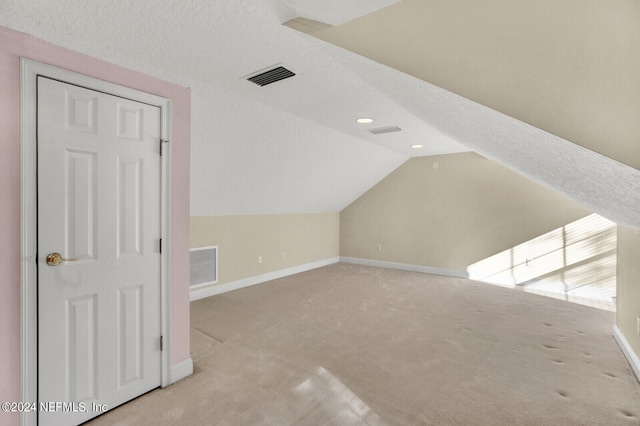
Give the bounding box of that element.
[309,0,640,170]
[282,0,402,26]
[0,0,468,216]
[297,0,640,228]
[1,0,639,226]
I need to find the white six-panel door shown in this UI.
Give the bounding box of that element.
[37,76,162,425]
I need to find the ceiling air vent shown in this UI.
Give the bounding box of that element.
[246,66,296,87]
[368,126,402,135]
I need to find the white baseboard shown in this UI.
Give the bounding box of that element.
[340,257,468,279]
[613,324,640,383]
[170,357,194,385]
[190,257,340,301]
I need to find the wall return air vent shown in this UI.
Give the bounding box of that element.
[246,66,296,87]
[190,246,218,287]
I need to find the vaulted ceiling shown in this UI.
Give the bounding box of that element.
[2,0,639,226]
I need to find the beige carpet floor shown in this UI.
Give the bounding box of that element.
[88,263,640,425]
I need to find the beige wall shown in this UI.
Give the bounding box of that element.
[315,0,640,170]
[190,213,339,285]
[340,153,590,272]
[318,0,640,358]
[617,226,640,356]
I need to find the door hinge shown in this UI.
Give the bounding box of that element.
[159,139,169,156]
[159,238,162,253]
[160,335,164,351]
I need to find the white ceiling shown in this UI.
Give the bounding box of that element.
[282,0,402,26]
[2,0,639,226]
[0,0,469,216]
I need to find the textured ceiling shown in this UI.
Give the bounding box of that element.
[282,0,402,25]
[301,0,640,229]
[0,0,467,216]
[1,0,638,226]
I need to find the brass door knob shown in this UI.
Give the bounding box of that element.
[46,252,79,266]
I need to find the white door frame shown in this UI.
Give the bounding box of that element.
[20,58,172,425]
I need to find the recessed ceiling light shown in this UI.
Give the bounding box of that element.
[356,117,374,124]
[411,144,424,149]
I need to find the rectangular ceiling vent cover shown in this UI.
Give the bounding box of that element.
[246,66,296,87]
[190,246,218,287]
[368,126,402,135]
